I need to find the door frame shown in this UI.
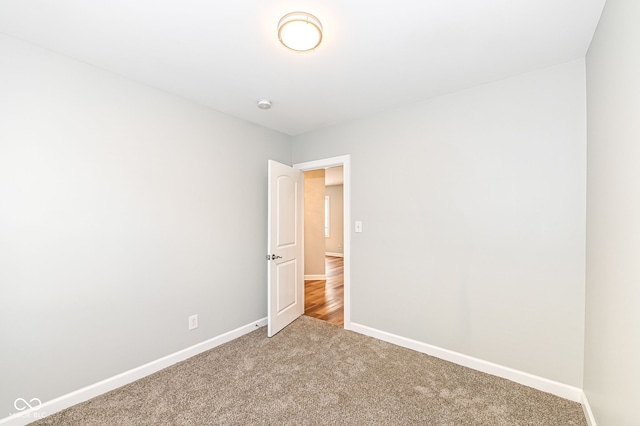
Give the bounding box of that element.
[293,155,351,329]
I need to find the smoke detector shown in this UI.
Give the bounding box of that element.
[257,99,272,110]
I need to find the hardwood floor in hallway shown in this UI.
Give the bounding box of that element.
[304,256,344,326]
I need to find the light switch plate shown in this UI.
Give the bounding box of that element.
[355,221,363,233]
[188,314,198,330]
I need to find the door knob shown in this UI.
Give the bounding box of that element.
[270,254,282,260]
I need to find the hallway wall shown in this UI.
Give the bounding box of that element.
[304,170,326,278]
[325,184,344,255]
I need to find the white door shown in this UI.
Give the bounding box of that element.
[267,160,304,337]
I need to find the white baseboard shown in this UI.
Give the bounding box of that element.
[2,319,590,426]
[349,322,583,403]
[304,274,326,280]
[0,318,268,426]
[581,391,598,426]
[325,252,344,258]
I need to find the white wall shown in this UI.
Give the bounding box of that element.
[585,0,640,424]
[0,34,291,417]
[293,60,587,387]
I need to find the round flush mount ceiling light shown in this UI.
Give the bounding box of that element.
[278,12,323,52]
[257,99,272,110]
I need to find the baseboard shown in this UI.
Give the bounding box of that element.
[349,322,583,403]
[304,274,326,280]
[581,391,598,426]
[325,252,344,258]
[0,318,268,426]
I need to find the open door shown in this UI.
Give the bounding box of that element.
[267,160,304,337]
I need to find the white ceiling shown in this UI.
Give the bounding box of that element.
[0,0,606,136]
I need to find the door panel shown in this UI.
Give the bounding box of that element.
[276,175,296,247]
[276,259,297,312]
[267,160,303,337]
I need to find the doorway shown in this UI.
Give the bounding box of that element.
[294,155,351,329]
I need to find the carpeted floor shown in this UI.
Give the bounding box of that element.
[32,316,587,425]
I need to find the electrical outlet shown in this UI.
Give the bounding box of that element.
[188,314,198,331]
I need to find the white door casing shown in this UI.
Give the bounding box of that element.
[267,160,304,337]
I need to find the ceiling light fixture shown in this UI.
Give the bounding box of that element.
[278,12,323,52]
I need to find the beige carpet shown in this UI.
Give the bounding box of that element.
[32,316,586,425]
